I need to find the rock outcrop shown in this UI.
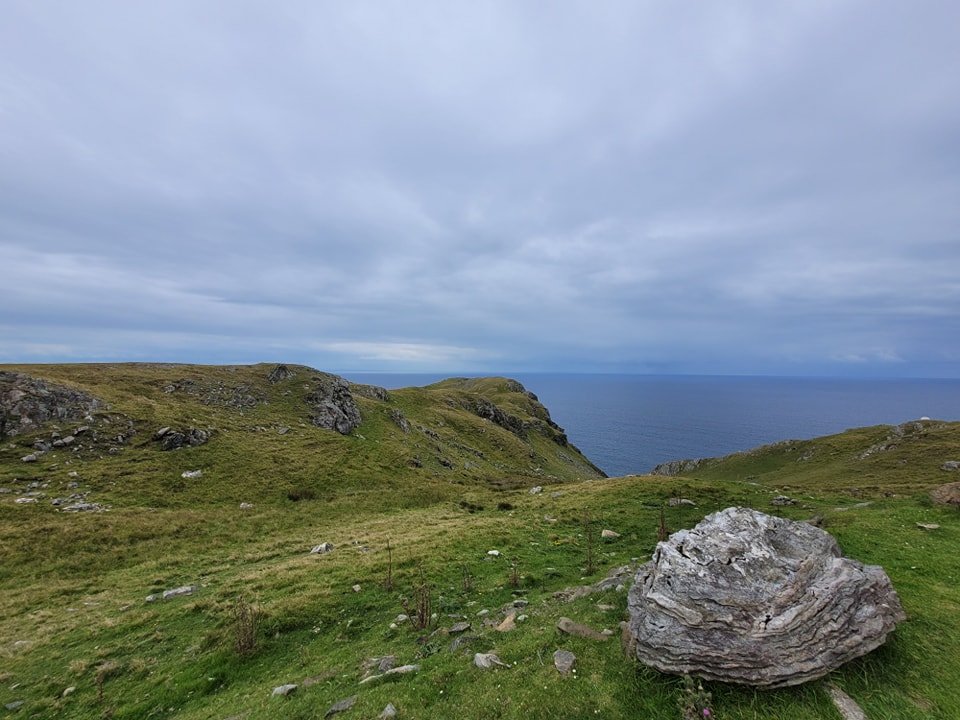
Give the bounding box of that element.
[930,481,960,507]
[154,426,211,450]
[267,364,295,383]
[0,372,103,438]
[626,507,905,688]
[306,374,362,435]
[650,458,704,476]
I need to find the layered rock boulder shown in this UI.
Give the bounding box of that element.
[626,507,905,688]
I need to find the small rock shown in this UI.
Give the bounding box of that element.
[474,652,510,669]
[395,614,409,624]
[379,703,398,719]
[553,649,577,675]
[67,471,79,478]
[311,542,335,554]
[352,584,361,593]
[529,486,543,494]
[771,495,796,506]
[557,617,609,641]
[62,687,76,698]
[154,427,172,439]
[4,701,24,711]
[272,684,298,697]
[826,683,868,720]
[516,614,528,622]
[668,497,696,507]
[325,696,357,716]
[915,522,940,530]
[597,604,616,611]
[20,454,39,463]
[449,621,471,633]
[359,665,419,685]
[14,497,37,504]
[181,470,202,479]
[239,502,253,510]
[550,491,563,498]
[496,613,516,632]
[601,529,620,539]
[477,609,489,617]
[941,461,960,472]
[161,585,197,600]
[487,550,501,557]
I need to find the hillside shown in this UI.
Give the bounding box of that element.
[1,364,959,719]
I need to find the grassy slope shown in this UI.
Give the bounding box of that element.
[1,365,959,719]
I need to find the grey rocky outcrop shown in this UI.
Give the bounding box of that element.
[267,364,296,383]
[942,460,960,471]
[626,507,905,688]
[351,383,390,402]
[0,371,103,438]
[155,426,211,451]
[650,458,703,476]
[306,374,362,434]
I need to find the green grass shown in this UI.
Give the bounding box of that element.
[2,364,959,719]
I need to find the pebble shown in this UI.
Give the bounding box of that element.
[601,529,621,539]
[181,470,202,479]
[352,584,361,592]
[553,649,577,675]
[272,684,298,697]
[487,550,500,557]
[239,502,253,510]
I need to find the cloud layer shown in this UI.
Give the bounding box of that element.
[2,2,958,374]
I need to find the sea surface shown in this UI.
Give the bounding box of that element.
[342,374,960,477]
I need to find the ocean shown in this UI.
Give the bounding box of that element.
[342,374,960,477]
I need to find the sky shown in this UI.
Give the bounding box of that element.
[1,2,959,376]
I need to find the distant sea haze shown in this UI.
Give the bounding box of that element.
[343,374,960,477]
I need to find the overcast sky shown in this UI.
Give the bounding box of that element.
[2,2,958,376]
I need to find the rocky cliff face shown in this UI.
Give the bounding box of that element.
[306,373,362,435]
[0,372,104,438]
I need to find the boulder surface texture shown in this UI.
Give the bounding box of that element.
[626,506,905,688]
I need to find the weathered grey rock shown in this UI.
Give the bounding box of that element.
[239,502,253,510]
[557,617,609,641]
[943,460,960,471]
[351,383,390,402]
[0,371,104,438]
[553,564,634,602]
[4,701,24,711]
[529,485,543,494]
[601,529,620,539]
[181,469,202,479]
[307,374,362,434]
[826,683,868,720]
[61,502,106,513]
[667,497,696,507]
[553,649,576,675]
[272,684,297,697]
[626,507,906,688]
[161,585,197,600]
[267,364,296,383]
[651,458,703,476]
[311,542,334,554]
[930,481,960,507]
[20,453,39,463]
[52,435,75,447]
[159,427,210,451]
[771,495,795,506]
[325,695,356,716]
[14,497,37,504]
[474,652,509,669]
[449,621,471,633]
[359,664,419,685]
[388,408,410,433]
[379,703,398,719]
[916,522,940,530]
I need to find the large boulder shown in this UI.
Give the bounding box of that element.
[306,374,361,435]
[626,507,905,688]
[930,481,960,507]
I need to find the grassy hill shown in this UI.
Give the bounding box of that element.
[1,364,959,719]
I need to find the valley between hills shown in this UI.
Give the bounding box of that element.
[1,363,959,719]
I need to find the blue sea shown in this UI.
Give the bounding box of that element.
[343,374,960,477]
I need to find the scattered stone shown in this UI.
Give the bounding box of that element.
[826,683,869,720]
[20,454,39,463]
[359,665,419,685]
[667,497,696,507]
[52,435,75,448]
[449,621,471,634]
[325,696,357,716]
[529,486,543,495]
[554,564,634,602]
[311,542,335,554]
[0,371,104,437]
[553,649,576,675]
[363,656,396,676]
[272,684,298,697]
[181,470,202,479]
[14,497,37,504]
[146,584,197,603]
[352,584,362,593]
[4,701,24,711]
[916,522,940,530]
[239,502,253,510]
[496,613,516,632]
[61,502,106,513]
[931,481,960,507]
[516,614,528,623]
[450,634,478,653]
[379,703,398,719]
[771,495,796,506]
[651,458,703,476]
[550,491,563,499]
[159,427,210,451]
[942,461,960,471]
[474,652,510,670]
[277,426,290,435]
[601,529,621,539]
[62,686,76,698]
[487,550,501,557]
[626,507,906,687]
[154,427,172,439]
[557,617,609,641]
[394,614,409,625]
